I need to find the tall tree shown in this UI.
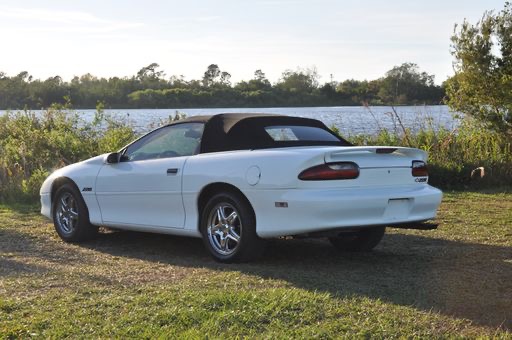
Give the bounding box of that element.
[202,64,221,87]
[378,63,438,104]
[276,67,319,93]
[446,2,512,136]
[253,69,271,88]
[254,69,267,82]
[136,63,164,82]
[219,71,232,86]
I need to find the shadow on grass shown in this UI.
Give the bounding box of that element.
[0,228,130,287]
[1,214,509,329]
[78,229,512,330]
[0,257,47,276]
[0,228,99,266]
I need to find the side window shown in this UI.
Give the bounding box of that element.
[123,123,204,161]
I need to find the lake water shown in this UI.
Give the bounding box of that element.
[0,105,459,136]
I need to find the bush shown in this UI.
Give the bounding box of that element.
[0,102,136,203]
[347,116,512,189]
[21,168,50,202]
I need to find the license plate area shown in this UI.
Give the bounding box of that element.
[383,198,412,220]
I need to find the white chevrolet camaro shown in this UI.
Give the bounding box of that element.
[40,113,442,262]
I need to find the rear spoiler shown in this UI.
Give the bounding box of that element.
[326,146,427,162]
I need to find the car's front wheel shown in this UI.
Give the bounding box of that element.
[53,183,98,242]
[328,226,386,252]
[201,192,264,263]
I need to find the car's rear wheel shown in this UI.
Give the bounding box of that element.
[53,184,98,242]
[201,191,264,263]
[328,226,385,252]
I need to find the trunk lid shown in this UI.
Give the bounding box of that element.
[297,146,428,189]
[325,146,426,167]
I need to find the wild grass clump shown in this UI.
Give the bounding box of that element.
[0,102,136,203]
[348,109,512,189]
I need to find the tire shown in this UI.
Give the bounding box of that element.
[200,191,265,263]
[52,183,98,242]
[328,226,386,252]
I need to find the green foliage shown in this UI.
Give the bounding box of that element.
[234,70,272,94]
[336,79,377,104]
[377,63,444,105]
[0,104,136,202]
[276,67,320,94]
[202,64,222,87]
[446,2,512,137]
[347,114,512,189]
[329,124,341,137]
[21,168,50,201]
[136,63,165,83]
[0,63,445,110]
[201,64,232,88]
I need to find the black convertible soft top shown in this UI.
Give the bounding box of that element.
[172,113,352,153]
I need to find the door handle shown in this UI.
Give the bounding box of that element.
[167,168,179,175]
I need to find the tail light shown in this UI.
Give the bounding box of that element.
[412,160,428,177]
[299,162,359,181]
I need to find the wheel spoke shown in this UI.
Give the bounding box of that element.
[227,228,240,242]
[211,233,221,247]
[67,217,74,229]
[68,209,79,220]
[209,223,222,234]
[68,197,75,210]
[226,211,238,224]
[219,206,228,222]
[219,235,227,250]
[60,215,69,232]
[216,208,224,223]
[60,197,68,210]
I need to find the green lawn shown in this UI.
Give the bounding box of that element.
[1,192,511,338]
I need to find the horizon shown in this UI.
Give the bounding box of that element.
[0,0,506,85]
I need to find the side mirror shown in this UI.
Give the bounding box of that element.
[106,152,120,164]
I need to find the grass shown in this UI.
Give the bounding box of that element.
[1,192,511,338]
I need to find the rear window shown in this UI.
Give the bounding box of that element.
[264,126,340,142]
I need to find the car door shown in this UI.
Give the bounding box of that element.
[95,122,204,229]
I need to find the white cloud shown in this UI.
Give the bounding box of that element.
[193,16,221,22]
[0,7,143,32]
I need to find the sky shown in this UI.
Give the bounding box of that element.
[0,0,506,85]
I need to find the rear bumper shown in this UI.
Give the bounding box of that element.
[245,185,443,238]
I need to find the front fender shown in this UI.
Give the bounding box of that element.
[39,154,108,225]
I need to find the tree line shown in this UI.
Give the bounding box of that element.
[0,62,445,110]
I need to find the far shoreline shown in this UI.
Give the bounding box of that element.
[0,103,450,112]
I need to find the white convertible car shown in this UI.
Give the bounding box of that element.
[40,113,442,262]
